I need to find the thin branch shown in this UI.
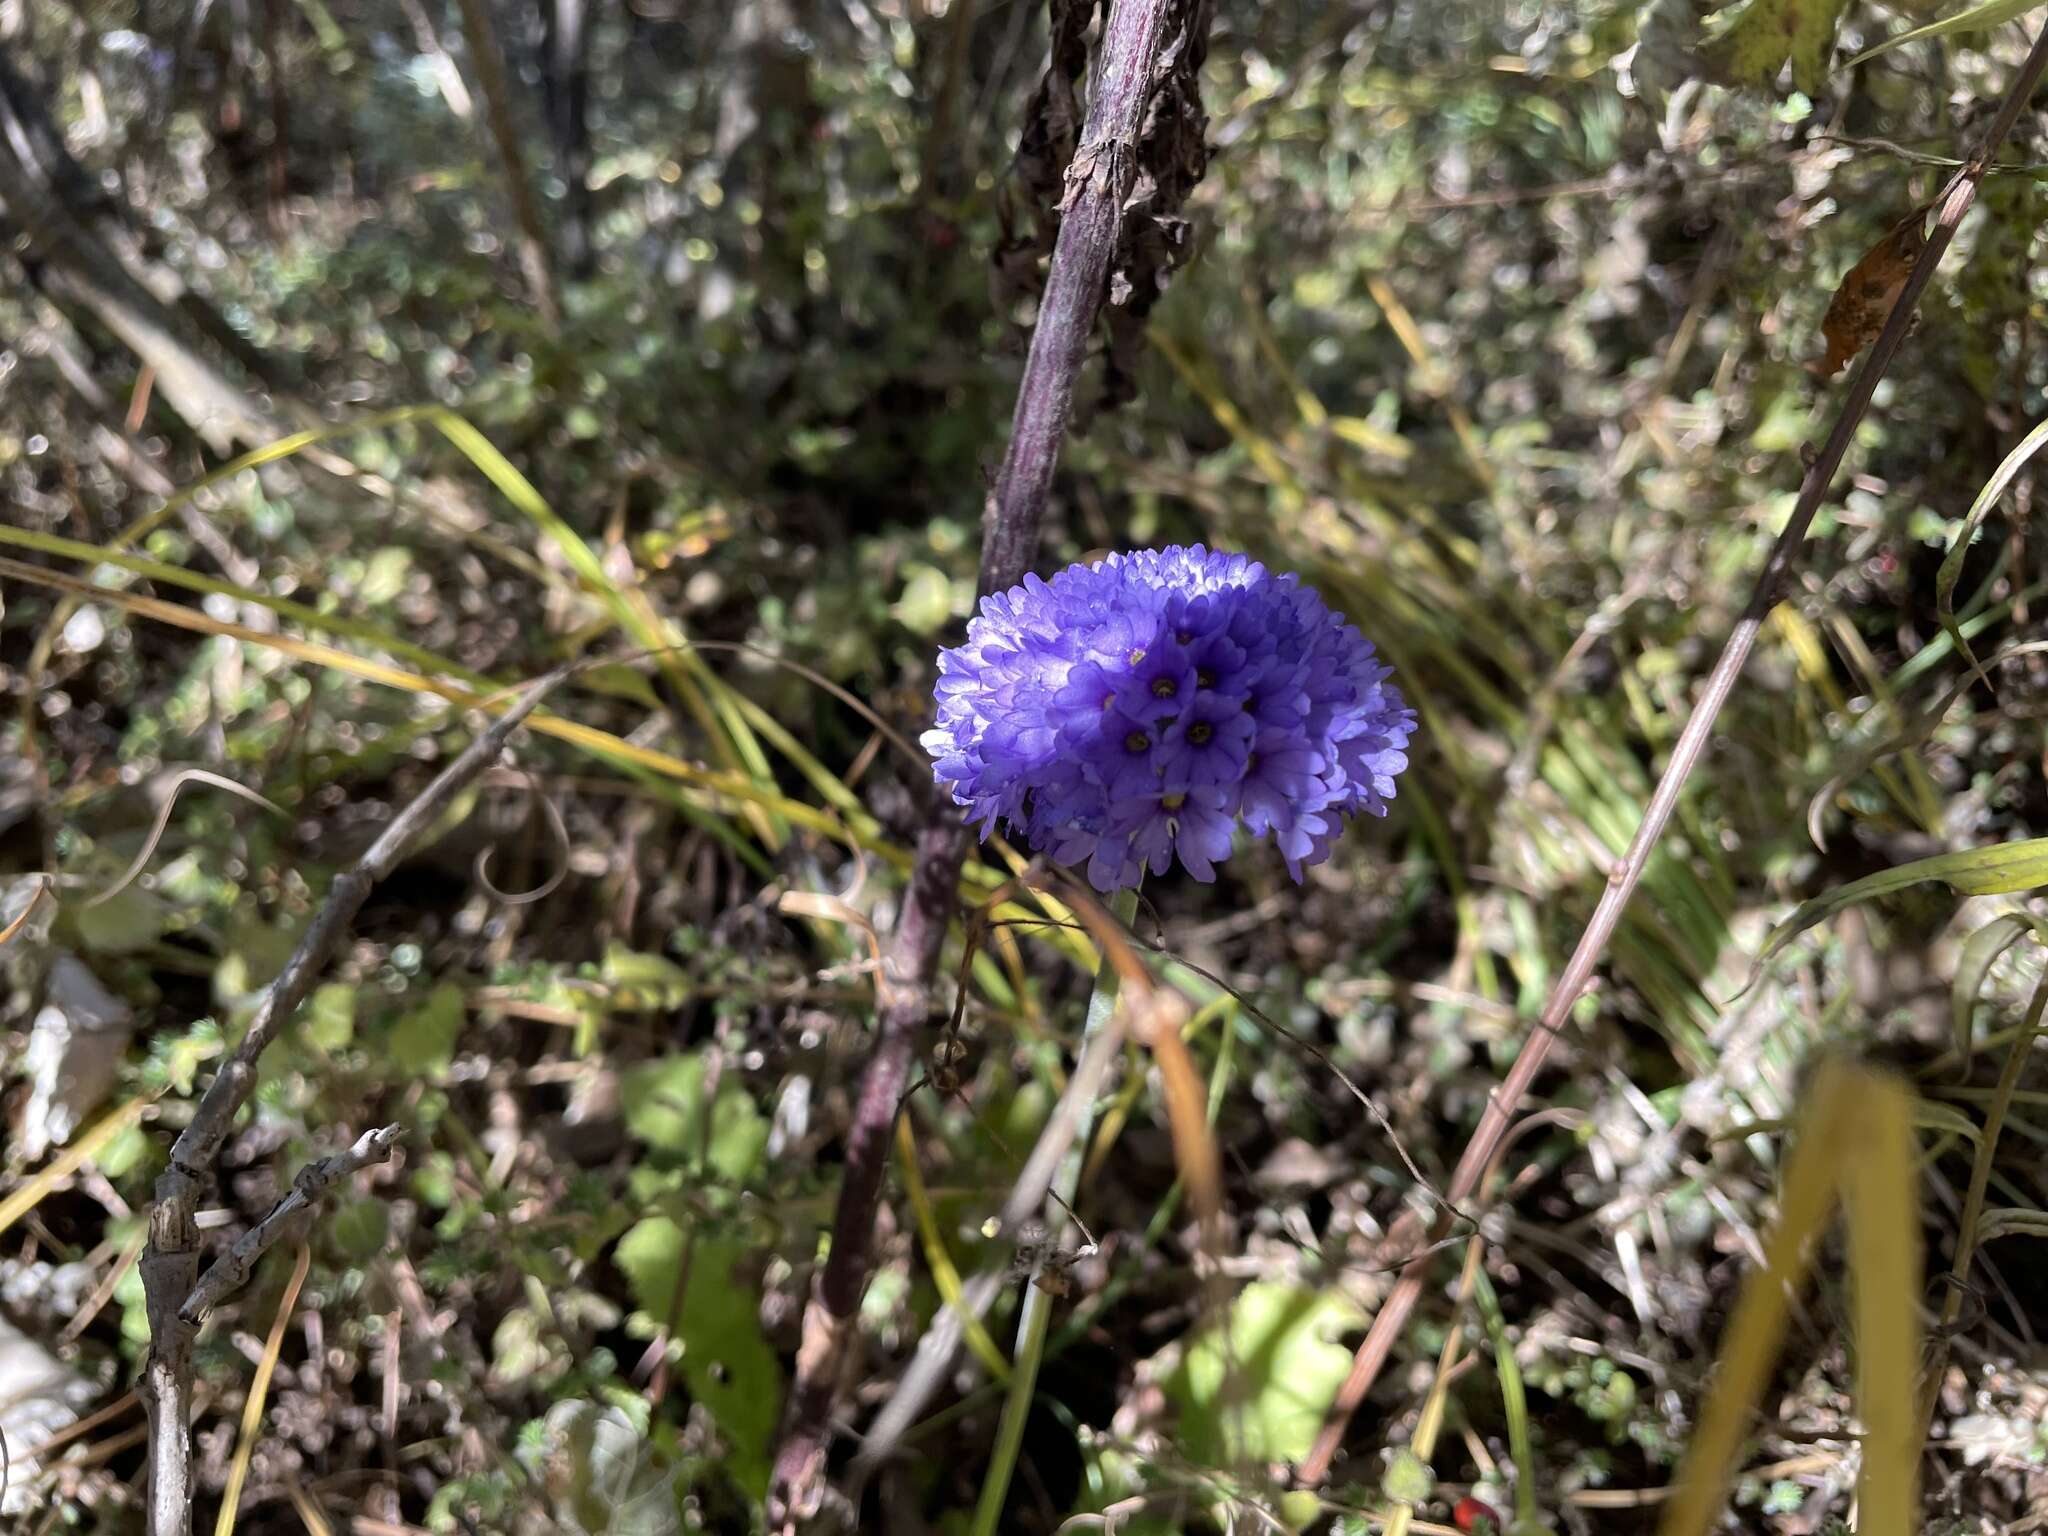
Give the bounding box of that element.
[180,1124,403,1325]
[1296,24,2048,1486]
[763,0,1202,1525]
[141,665,569,1536]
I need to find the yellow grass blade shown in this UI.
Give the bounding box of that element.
[0,556,879,857]
[1657,1059,1853,1536]
[284,1476,335,1536]
[1658,1059,1924,1536]
[214,1242,313,1536]
[896,1113,1010,1382]
[1838,1070,1921,1536]
[0,1094,155,1241]
[430,412,784,844]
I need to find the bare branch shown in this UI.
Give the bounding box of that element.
[179,1124,403,1325]
[141,665,570,1536]
[1295,24,2048,1485]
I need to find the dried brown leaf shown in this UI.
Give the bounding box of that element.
[1811,210,1928,379]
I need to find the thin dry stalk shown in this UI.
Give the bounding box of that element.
[140,667,568,1536]
[1298,26,2048,1483]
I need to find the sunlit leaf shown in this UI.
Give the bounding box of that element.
[388,981,465,1077]
[1750,838,2048,981]
[1811,213,1925,380]
[1167,1282,1365,1464]
[613,1220,780,1497]
[1844,0,2048,66]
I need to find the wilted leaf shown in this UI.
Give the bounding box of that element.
[1166,1282,1365,1464]
[20,952,135,1160]
[1812,213,1926,380]
[0,1312,100,1514]
[1975,1208,2048,1244]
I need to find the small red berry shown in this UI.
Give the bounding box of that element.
[1453,1496,1502,1535]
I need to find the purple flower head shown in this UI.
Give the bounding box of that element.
[921,545,1416,892]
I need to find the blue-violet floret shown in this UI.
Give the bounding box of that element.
[922,545,1415,891]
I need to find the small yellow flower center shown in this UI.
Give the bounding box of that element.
[1127,647,1147,665]
[1196,668,1216,689]
[1187,721,1213,745]
[1162,792,1187,811]
[1125,730,1150,754]
[1152,677,1178,699]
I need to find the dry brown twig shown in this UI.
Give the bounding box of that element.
[1296,23,2048,1485]
[140,664,571,1536]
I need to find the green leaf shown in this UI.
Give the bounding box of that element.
[704,1084,769,1184]
[1936,415,2048,691]
[1167,1282,1366,1464]
[1706,0,1853,91]
[306,982,357,1052]
[614,1218,780,1497]
[329,1197,390,1262]
[388,981,465,1076]
[1951,913,2044,1062]
[1844,0,2048,66]
[72,881,171,956]
[622,1055,708,1154]
[891,562,959,637]
[599,943,694,1011]
[621,1053,767,1183]
[358,546,412,605]
[1750,839,2048,984]
[491,1306,551,1386]
[522,1399,683,1535]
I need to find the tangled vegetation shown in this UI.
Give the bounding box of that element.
[4,0,2048,1531]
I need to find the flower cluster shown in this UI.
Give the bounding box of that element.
[922,545,1415,891]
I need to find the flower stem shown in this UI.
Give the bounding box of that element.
[969,885,1140,1536]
